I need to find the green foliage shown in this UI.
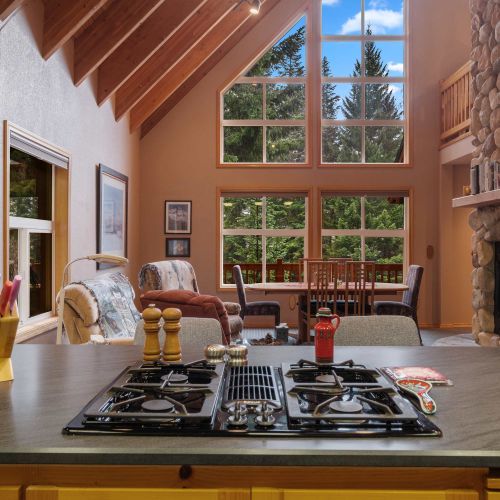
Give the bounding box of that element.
[223,20,306,163]
[331,28,403,163]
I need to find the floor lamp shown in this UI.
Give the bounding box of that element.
[56,254,128,345]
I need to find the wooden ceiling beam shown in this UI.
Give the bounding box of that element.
[42,0,108,60]
[129,0,265,132]
[114,0,237,121]
[96,0,206,105]
[0,0,25,21]
[140,0,281,138]
[73,0,165,86]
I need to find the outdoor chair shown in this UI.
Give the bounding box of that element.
[232,265,280,326]
[373,264,424,330]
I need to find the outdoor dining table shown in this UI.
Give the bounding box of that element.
[246,281,409,342]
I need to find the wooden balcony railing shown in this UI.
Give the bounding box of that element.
[223,260,403,284]
[440,61,472,146]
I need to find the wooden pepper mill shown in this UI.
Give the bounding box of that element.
[142,304,162,362]
[162,307,182,362]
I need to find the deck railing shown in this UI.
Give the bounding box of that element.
[223,261,403,284]
[440,61,472,146]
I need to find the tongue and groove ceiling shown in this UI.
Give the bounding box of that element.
[0,0,283,137]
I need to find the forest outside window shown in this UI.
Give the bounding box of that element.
[220,16,308,165]
[220,193,308,284]
[321,0,406,164]
[321,191,408,282]
[9,148,54,323]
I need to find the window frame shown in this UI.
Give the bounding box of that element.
[4,121,70,327]
[217,187,313,289]
[217,7,313,168]
[319,188,411,276]
[319,0,408,167]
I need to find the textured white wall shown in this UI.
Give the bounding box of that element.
[0,0,141,287]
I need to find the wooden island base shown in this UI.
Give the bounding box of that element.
[0,465,497,499]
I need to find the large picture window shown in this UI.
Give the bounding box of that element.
[220,16,308,165]
[220,193,309,284]
[321,191,409,282]
[321,0,406,164]
[218,0,407,167]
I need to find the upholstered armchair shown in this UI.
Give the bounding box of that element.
[138,260,242,334]
[59,272,140,344]
[140,290,242,344]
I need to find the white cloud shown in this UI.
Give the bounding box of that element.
[387,61,404,73]
[340,9,403,35]
[368,0,389,8]
[388,84,402,94]
[322,0,340,5]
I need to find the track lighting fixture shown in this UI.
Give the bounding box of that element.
[246,0,261,15]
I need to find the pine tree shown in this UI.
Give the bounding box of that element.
[331,27,403,163]
[224,21,306,163]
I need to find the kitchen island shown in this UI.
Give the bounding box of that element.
[0,344,499,499]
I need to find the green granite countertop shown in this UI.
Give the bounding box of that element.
[0,344,498,467]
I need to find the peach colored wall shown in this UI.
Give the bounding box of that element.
[439,162,473,327]
[139,0,471,327]
[0,1,141,288]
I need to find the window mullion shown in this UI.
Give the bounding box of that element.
[19,229,30,322]
[361,196,366,261]
[263,82,267,163]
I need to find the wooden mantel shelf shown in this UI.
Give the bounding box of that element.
[452,189,500,208]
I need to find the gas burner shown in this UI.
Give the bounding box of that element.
[329,400,363,413]
[142,399,175,412]
[316,374,343,384]
[162,373,189,384]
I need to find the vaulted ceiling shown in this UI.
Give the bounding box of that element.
[0,0,281,137]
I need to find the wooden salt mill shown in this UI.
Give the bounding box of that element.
[142,304,162,362]
[162,307,182,362]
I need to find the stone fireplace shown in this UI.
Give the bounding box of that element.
[469,0,500,345]
[470,207,500,344]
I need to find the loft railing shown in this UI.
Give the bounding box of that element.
[440,61,472,146]
[223,260,403,284]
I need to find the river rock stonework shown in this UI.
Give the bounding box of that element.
[470,0,500,346]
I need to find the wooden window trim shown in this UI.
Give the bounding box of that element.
[317,186,414,273]
[216,186,313,291]
[318,0,410,167]
[217,6,312,169]
[3,121,70,327]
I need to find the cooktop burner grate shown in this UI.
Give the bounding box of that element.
[223,365,282,409]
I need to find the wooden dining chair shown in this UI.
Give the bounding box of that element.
[298,260,346,343]
[343,261,376,316]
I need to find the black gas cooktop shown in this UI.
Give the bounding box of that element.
[63,359,442,438]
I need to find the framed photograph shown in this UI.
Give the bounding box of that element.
[165,200,191,234]
[166,238,190,257]
[97,164,128,269]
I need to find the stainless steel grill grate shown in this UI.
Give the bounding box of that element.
[223,366,282,409]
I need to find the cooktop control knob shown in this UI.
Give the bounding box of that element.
[227,407,248,427]
[255,401,276,427]
[228,401,248,416]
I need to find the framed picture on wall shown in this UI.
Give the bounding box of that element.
[165,200,191,234]
[97,164,128,269]
[166,238,190,258]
